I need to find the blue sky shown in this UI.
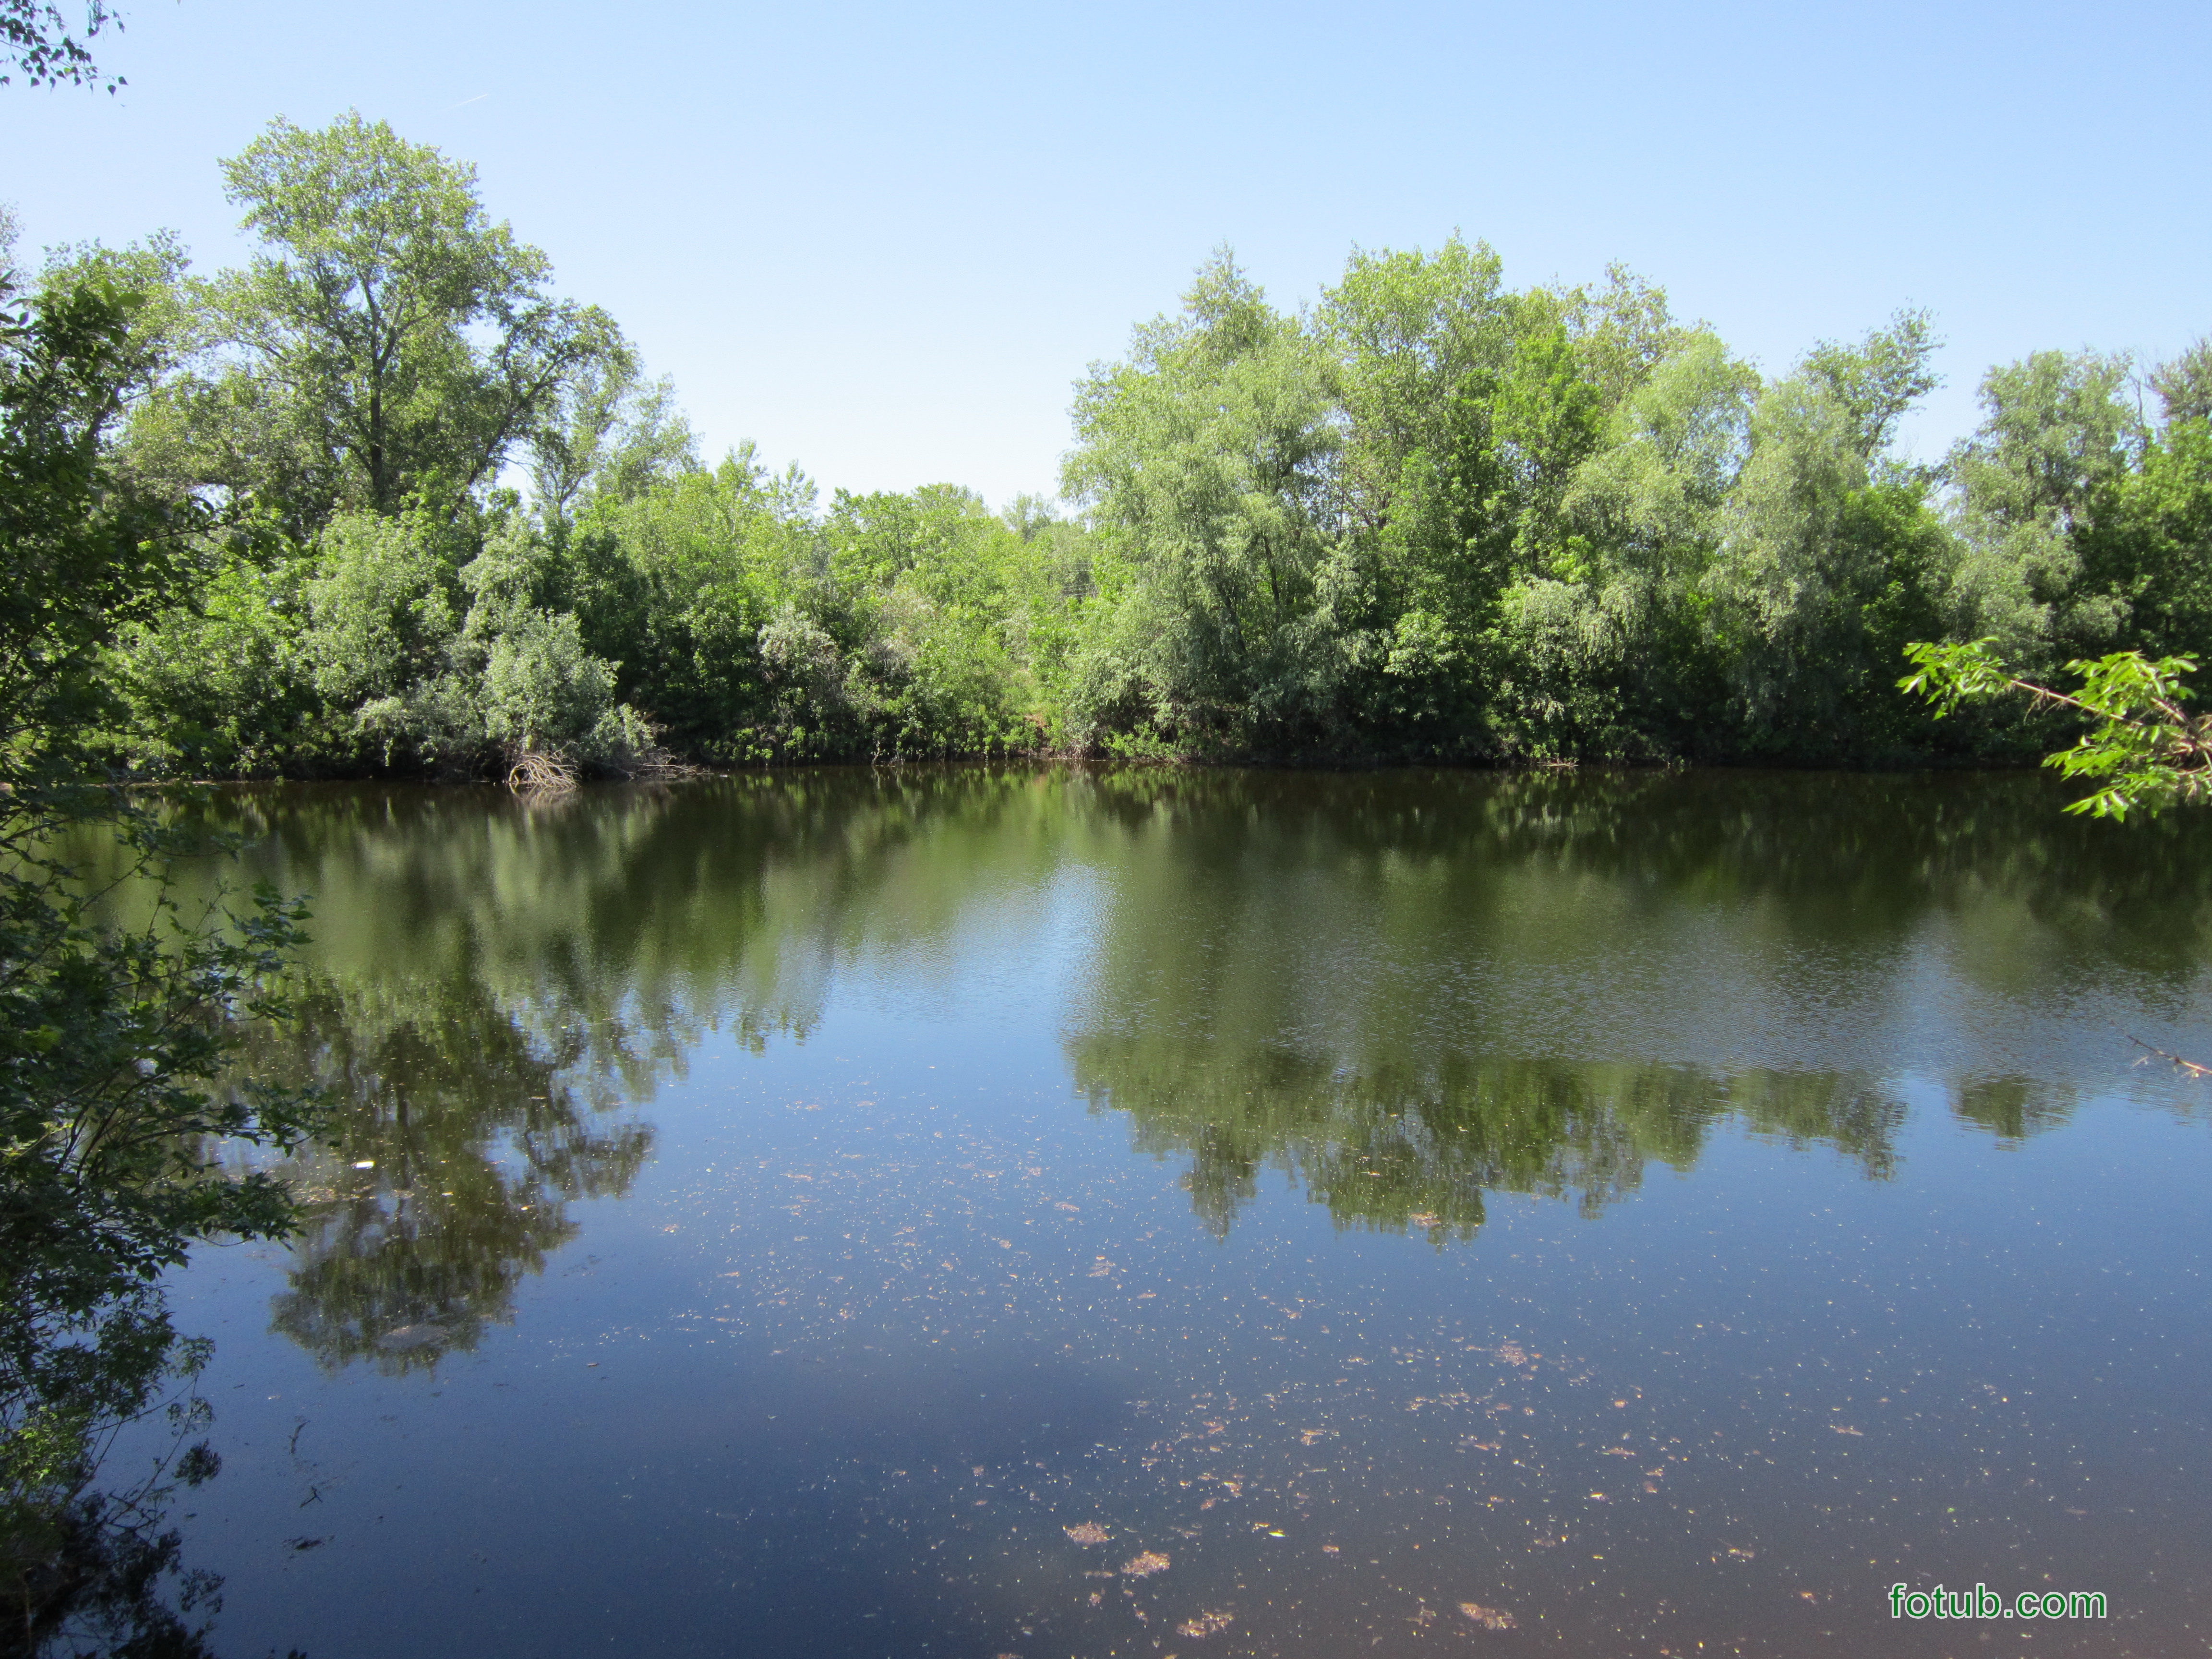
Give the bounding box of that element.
[5,0,2206,507]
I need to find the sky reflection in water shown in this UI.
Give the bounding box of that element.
[151,769,2212,1657]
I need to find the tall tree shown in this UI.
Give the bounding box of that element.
[1708,313,1952,754]
[527,356,698,528]
[129,112,625,536]
[1943,349,2145,665]
[1064,251,1343,749]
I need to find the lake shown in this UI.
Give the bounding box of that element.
[138,767,2212,1656]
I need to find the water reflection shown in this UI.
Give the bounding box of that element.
[197,772,1081,1372]
[1056,766,2196,1235]
[117,765,2212,1659]
[169,765,2212,1366]
[246,977,654,1373]
[1070,1046,1907,1238]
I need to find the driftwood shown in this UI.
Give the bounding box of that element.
[2119,1026,2212,1080]
[609,747,697,781]
[505,750,577,793]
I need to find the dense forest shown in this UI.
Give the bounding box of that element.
[19,110,2212,775]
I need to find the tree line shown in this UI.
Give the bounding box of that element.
[9,111,2201,777]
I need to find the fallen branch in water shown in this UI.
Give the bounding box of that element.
[2118,1027,2212,1080]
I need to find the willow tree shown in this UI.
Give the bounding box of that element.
[1063,251,1345,750]
[1705,313,1953,756]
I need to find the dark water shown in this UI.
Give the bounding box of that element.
[138,769,2212,1656]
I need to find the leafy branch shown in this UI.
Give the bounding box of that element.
[0,0,122,93]
[1899,639,2212,820]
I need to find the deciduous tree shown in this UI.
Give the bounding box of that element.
[129,112,625,536]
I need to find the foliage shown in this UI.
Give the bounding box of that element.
[1902,639,2212,818]
[528,357,698,527]
[1064,250,1343,751]
[1054,249,1992,764]
[1941,348,2148,666]
[0,0,119,91]
[1,234,191,772]
[1,205,318,1652]
[1707,313,1953,756]
[307,509,650,772]
[123,111,626,539]
[54,115,2212,773]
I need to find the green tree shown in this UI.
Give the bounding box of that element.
[286,507,647,774]
[1315,237,1533,747]
[527,356,699,529]
[2151,338,2212,428]
[1,209,318,1651]
[108,541,323,776]
[822,485,1027,756]
[1064,251,1344,751]
[2067,342,2212,664]
[1707,313,1954,756]
[1444,272,1747,758]
[572,446,825,760]
[128,112,625,537]
[1943,348,2145,665]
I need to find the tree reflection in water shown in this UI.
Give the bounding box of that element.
[177,762,2212,1366]
[247,977,654,1374]
[1056,763,2201,1238]
[204,772,986,1375]
[1070,1042,1910,1238]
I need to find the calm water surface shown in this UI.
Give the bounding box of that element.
[145,769,2212,1656]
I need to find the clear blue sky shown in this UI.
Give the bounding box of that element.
[5,0,2206,508]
